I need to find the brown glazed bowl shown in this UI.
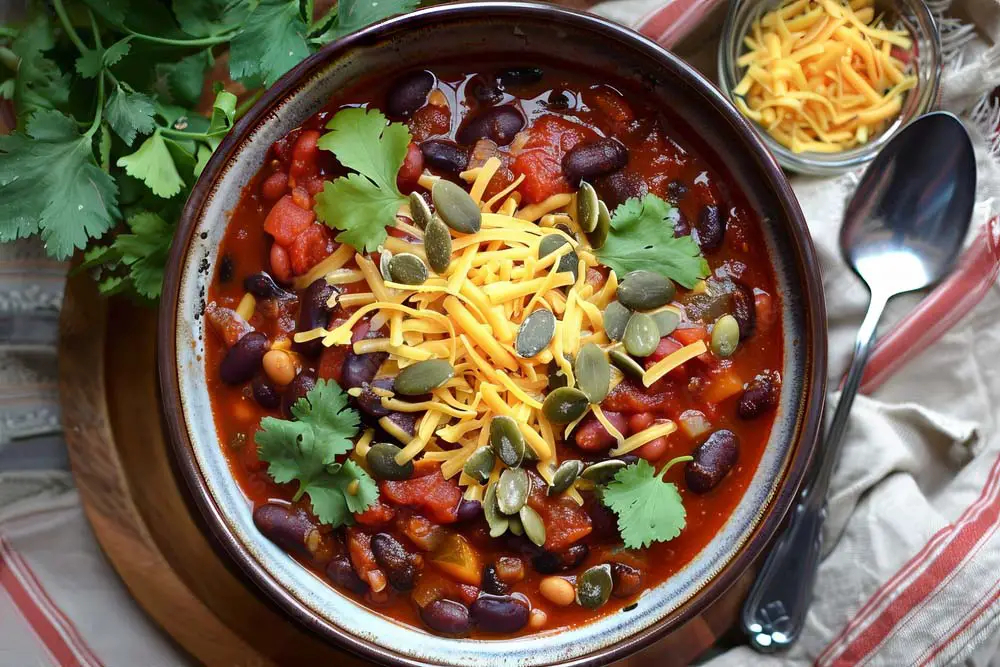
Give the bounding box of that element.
[159,3,827,665]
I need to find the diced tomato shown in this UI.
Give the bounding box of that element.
[456,584,480,606]
[261,171,289,201]
[672,325,708,346]
[408,105,450,141]
[204,302,253,347]
[264,195,316,245]
[381,465,462,524]
[346,528,387,593]
[355,498,397,527]
[291,185,312,210]
[755,291,776,335]
[397,142,425,193]
[602,379,676,414]
[269,243,291,283]
[586,87,634,127]
[318,345,349,383]
[289,224,333,276]
[512,115,597,204]
[290,129,321,178]
[527,477,592,551]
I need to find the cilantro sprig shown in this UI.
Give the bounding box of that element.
[595,194,710,289]
[256,379,378,526]
[600,455,694,550]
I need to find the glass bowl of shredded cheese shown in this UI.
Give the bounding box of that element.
[719,0,941,175]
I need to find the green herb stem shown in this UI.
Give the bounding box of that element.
[158,126,219,142]
[125,28,240,47]
[0,26,18,40]
[52,0,90,54]
[86,67,105,138]
[659,455,694,478]
[292,484,306,502]
[309,5,338,36]
[235,89,264,120]
[0,46,18,72]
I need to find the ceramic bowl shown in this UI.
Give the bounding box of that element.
[159,3,827,664]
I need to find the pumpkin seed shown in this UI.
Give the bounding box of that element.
[424,216,453,274]
[651,309,680,337]
[409,191,433,229]
[496,468,530,515]
[379,250,393,282]
[507,512,524,536]
[623,313,659,357]
[516,309,556,358]
[522,444,539,462]
[608,349,645,381]
[554,223,579,242]
[581,459,627,485]
[366,442,414,480]
[519,505,546,547]
[542,387,590,424]
[388,253,429,285]
[575,343,611,404]
[603,301,631,342]
[432,179,481,234]
[463,446,495,484]
[538,234,579,280]
[548,460,584,496]
[490,415,526,467]
[711,314,740,358]
[394,359,454,395]
[587,200,610,250]
[483,482,509,538]
[576,181,599,232]
[617,270,676,311]
[576,564,613,609]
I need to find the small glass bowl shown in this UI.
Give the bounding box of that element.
[717,0,942,175]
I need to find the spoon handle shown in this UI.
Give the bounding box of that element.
[742,291,889,651]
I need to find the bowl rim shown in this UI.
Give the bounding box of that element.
[158,2,828,664]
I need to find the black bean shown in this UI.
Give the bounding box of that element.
[253,503,322,559]
[386,70,434,119]
[282,371,316,418]
[497,67,543,88]
[244,271,294,299]
[532,544,589,574]
[419,140,470,174]
[595,170,647,211]
[220,331,268,385]
[456,106,525,147]
[666,180,688,202]
[685,430,740,493]
[482,564,510,595]
[468,76,503,105]
[732,282,757,340]
[219,254,235,283]
[610,562,644,598]
[252,375,282,410]
[370,533,418,590]
[562,138,628,186]
[738,371,780,419]
[694,204,725,252]
[457,499,483,523]
[354,376,394,417]
[381,412,419,440]
[469,594,530,633]
[294,279,335,358]
[342,351,389,390]
[420,598,471,635]
[326,555,369,595]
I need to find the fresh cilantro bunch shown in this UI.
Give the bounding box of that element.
[601,455,694,549]
[595,193,710,289]
[0,0,419,299]
[256,379,379,526]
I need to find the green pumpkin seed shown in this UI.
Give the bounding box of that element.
[538,234,579,280]
[542,387,590,424]
[651,309,681,337]
[576,182,599,232]
[608,349,645,381]
[575,343,611,404]
[522,444,539,462]
[409,191,433,229]
[394,359,454,395]
[617,270,676,311]
[623,313,660,357]
[516,309,556,358]
[496,468,530,515]
[581,459,626,485]
[365,442,414,481]
[432,179,481,234]
[603,301,632,342]
[711,314,740,358]
[424,216,453,274]
[463,446,495,484]
[519,505,546,547]
[554,223,579,242]
[507,512,524,536]
[489,415,526,467]
[576,564,613,609]
[548,460,584,496]
[483,482,509,538]
[379,250,393,282]
[587,200,610,250]
[387,253,429,285]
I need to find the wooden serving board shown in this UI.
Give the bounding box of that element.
[58,269,752,666]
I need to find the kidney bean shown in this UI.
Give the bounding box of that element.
[596,169,648,211]
[382,411,419,438]
[244,271,294,300]
[610,562,644,598]
[386,70,434,119]
[470,594,530,633]
[694,204,725,252]
[738,371,780,419]
[456,106,525,146]
[685,429,739,493]
[666,180,688,201]
[253,503,331,562]
[370,533,418,590]
[220,331,268,385]
[326,555,370,595]
[482,564,510,595]
[573,411,628,452]
[252,375,282,410]
[456,499,483,522]
[419,139,470,174]
[732,282,757,340]
[468,76,504,105]
[532,544,589,574]
[420,598,472,635]
[294,278,336,358]
[342,352,389,391]
[562,138,628,186]
[355,376,394,417]
[282,371,316,418]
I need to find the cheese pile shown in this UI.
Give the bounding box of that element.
[733,0,917,153]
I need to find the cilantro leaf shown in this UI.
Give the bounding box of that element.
[314,107,410,252]
[112,211,174,299]
[0,110,119,258]
[601,457,692,549]
[595,194,710,289]
[116,131,185,198]
[156,50,211,107]
[319,0,420,41]
[229,0,310,87]
[11,14,70,116]
[309,460,380,521]
[287,378,361,455]
[76,39,133,78]
[105,84,157,145]
[172,0,248,37]
[80,0,131,26]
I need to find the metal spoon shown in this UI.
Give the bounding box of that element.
[742,111,977,652]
